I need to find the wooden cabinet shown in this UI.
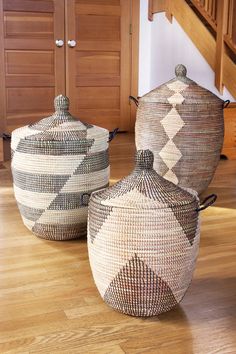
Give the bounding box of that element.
[0,0,65,134]
[0,0,136,143]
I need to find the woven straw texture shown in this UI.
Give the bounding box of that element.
[135,64,224,195]
[88,150,200,317]
[11,95,110,240]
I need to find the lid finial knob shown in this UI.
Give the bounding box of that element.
[175,64,187,78]
[135,150,154,170]
[54,95,69,112]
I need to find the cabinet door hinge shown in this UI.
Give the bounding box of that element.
[129,23,132,35]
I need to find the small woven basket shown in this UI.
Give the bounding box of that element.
[133,64,226,195]
[88,150,216,317]
[11,95,110,240]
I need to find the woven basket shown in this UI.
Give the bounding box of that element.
[11,95,110,240]
[133,64,226,195]
[88,150,216,317]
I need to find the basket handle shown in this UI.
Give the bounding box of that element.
[223,100,230,108]
[0,133,11,140]
[129,95,139,107]
[196,194,217,212]
[81,193,91,206]
[108,128,119,142]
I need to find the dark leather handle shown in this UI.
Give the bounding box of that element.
[129,95,139,107]
[108,128,119,142]
[81,193,90,206]
[223,100,230,108]
[0,133,11,140]
[197,194,217,212]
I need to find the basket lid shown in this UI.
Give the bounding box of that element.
[140,64,224,105]
[12,95,108,142]
[91,150,199,210]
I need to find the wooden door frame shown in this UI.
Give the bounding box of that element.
[0,0,6,162]
[130,0,140,132]
[0,0,6,146]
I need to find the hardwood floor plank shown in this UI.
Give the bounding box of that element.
[0,133,236,353]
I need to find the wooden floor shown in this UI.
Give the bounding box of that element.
[0,133,236,354]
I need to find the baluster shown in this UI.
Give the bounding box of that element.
[212,0,217,23]
[227,0,233,38]
[232,0,236,45]
[148,0,153,21]
[165,0,173,23]
[208,0,213,18]
[215,0,229,93]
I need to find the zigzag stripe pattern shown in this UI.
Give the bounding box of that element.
[159,80,188,184]
[11,95,110,240]
[88,150,200,317]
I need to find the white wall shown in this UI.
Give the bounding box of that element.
[139,1,235,101]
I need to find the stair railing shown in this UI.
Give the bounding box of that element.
[148,0,236,95]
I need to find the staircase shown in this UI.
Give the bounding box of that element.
[148,0,236,98]
[148,0,236,159]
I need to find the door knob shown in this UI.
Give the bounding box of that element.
[55,39,64,47]
[68,40,77,48]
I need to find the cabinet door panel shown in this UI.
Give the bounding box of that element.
[3,0,54,13]
[76,52,120,75]
[6,51,54,74]
[76,15,120,41]
[7,88,55,113]
[76,87,120,109]
[0,0,65,133]
[4,11,54,38]
[66,0,131,131]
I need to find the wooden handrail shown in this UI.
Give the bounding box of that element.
[148,0,236,96]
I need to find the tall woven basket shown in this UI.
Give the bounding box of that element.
[88,150,216,317]
[133,64,226,195]
[11,95,110,240]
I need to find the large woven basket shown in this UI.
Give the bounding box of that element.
[11,95,110,240]
[88,150,216,317]
[133,64,226,195]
